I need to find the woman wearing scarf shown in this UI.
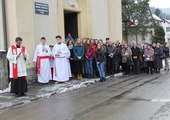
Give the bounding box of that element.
[144,45,154,74]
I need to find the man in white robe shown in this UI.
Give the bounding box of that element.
[6,37,29,97]
[33,37,52,85]
[53,35,72,83]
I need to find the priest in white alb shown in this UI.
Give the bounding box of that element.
[53,35,72,83]
[6,37,29,97]
[33,37,52,85]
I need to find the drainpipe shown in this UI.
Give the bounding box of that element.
[2,0,7,51]
[1,0,9,83]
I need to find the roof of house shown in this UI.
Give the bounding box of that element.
[152,14,162,21]
[165,19,170,24]
[152,14,170,25]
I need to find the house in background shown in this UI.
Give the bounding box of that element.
[152,14,170,43]
[127,13,170,45]
[127,22,154,45]
[127,12,154,44]
[128,26,154,44]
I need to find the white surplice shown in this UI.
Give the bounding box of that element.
[52,43,72,82]
[6,45,29,78]
[33,44,52,83]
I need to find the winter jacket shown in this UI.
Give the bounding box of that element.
[106,45,115,58]
[95,49,106,63]
[73,44,84,61]
[144,48,154,61]
[154,48,163,69]
[85,48,93,60]
[68,45,74,59]
[121,47,132,63]
[131,47,141,61]
[92,44,97,57]
[163,47,170,58]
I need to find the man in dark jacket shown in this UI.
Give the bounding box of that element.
[131,42,141,74]
[106,40,115,75]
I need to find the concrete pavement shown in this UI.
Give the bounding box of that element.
[0,71,170,120]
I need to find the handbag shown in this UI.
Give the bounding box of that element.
[145,57,152,61]
[160,53,166,59]
[127,57,134,66]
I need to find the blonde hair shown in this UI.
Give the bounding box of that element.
[74,38,83,46]
[166,44,169,48]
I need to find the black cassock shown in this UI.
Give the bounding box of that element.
[10,77,28,94]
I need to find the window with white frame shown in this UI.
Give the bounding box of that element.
[166,27,170,32]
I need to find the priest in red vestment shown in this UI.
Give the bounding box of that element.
[6,37,29,97]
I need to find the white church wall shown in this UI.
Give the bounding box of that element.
[63,0,79,8]
[33,0,58,46]
[90,0,109,41]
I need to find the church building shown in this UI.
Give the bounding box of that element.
[0,0,122,81]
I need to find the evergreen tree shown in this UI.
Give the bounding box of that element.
[154,8,161,17]
[150,6,170,20]
[152,26,165,44]
[122,0,154,43]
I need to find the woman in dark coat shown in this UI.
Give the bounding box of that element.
[67,40,75,77]
[114,44,122,73]
[95,44,106,82]
[163,44,170,71]
[142,44,148,73]
[154,44,163,73]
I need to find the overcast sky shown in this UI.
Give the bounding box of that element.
[149,0,170,8]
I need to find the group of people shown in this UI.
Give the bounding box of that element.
[6,34,170,97]
[67,37,169,76]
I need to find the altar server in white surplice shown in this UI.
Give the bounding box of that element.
[53,35,72,83]
[33,37,52,85]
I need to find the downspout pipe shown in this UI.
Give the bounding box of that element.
[2,0,7,51]
[1,0,9,83]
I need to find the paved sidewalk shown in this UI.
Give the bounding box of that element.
[0,76,115,111]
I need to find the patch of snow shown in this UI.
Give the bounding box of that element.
[36,92,56,98]
[0,102,15,110]
[0,83,11,94]
[0,49,5,52]
[114,73,123,77]
[23,100,31,104]
[151,99,170,102]
[37,78,101,98]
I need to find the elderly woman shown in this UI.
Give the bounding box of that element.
[154,43,163,73]
[163,44,170,71]
[144,45,154,74]
[121,43,132,75]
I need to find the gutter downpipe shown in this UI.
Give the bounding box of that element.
[2,0,7,51]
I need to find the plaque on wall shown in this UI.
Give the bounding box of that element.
[35,2,49,15]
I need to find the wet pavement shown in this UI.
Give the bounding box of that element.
[0,71,170,120]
